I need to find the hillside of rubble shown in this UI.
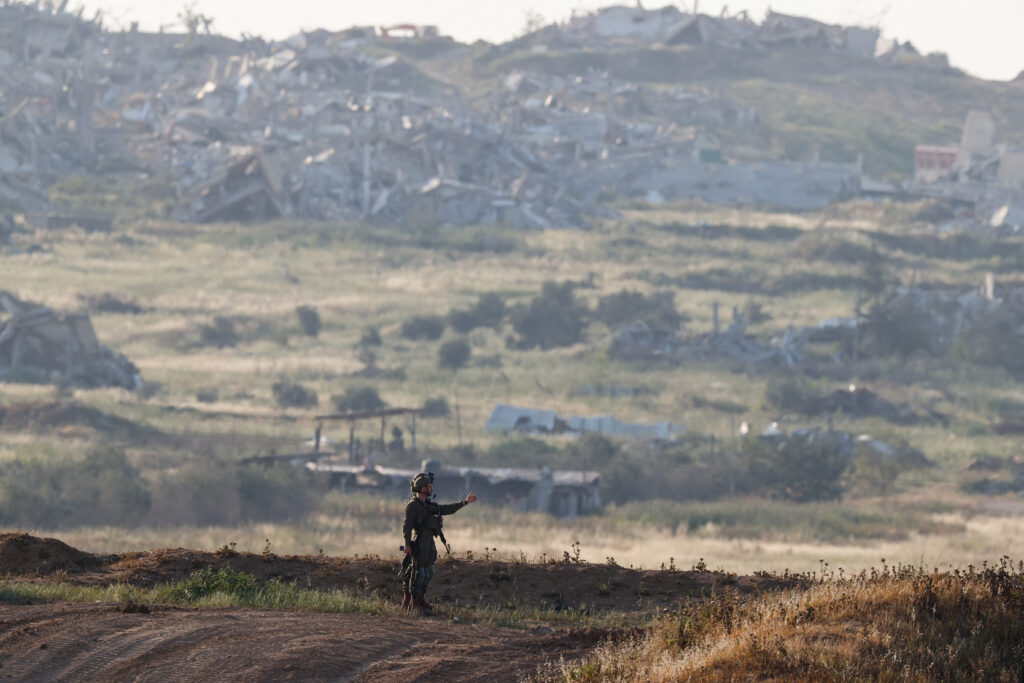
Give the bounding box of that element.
[2,2,1023,231]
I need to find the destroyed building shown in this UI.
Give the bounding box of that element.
[0,292,141,389]
[307,458,600,518]
[485,403,686,439]
[908,110,1024,231]
[611,304,805,367]
[0,1,886,230]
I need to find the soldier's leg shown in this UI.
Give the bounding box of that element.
[411,563,435,614]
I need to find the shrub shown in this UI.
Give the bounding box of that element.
[740,299,772,324]
[359,326,382,347]
[332,386,386,413]
[421,396,450,417]
[596,289,683,331]
[858,244,898,303]
[172,567,257,601]
[742,433,849,502]
[486,438,559,467]
[400,315,445,341]
[448,292,508,333]
[150,460,319,526]
[862,295,938,358]
[0,448,150,527]
[295,305,321,337]
[509,281,590,349]
[438,338,471,370]
[271,379,318,408]
[763,376,824,414]
[195,387,218,403]
[199,316,239,348]
[954,306,1024,376]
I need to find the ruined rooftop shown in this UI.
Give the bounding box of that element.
[2,2,1017,230]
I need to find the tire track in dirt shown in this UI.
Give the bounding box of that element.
[0,603,599,681]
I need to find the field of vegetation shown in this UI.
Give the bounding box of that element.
[3,196,1024,579]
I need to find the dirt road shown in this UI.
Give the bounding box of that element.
[0,602,597,681]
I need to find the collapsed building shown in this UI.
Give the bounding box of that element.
[611,304,805,367]
[0,2,881,229]
[910,110,1024,231]
[485,403,686,439]
[307,458,600,518]
[0,292,141,389]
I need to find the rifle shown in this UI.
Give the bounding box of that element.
[398,540,416,578]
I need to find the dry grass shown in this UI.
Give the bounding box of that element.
[562,559,1024,681]
[29,504,1024,577]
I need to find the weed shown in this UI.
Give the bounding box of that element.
[215,542,238,559]
[171,567,257,601]
[271,379,318,408]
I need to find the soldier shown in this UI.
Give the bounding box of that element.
[402,472,477,615]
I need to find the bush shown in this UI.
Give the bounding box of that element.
[199,316,239,348]
[332,386,386,413]
[438,338,471,370]
[0,448,150,527]
[858,245,898,303]
[509,281,590,349]
[862,295,938,358]
[954,306,1024,376]
[485,438,560,467]
[742,433,849,502]
[172,567,257,601]
[763,376,824,415]
[400,315,445,341]
[421,396,450,417]
[195,387,218,403]
[596,289,683,331]
[448,292,508,333]
[359,326,382,347]
[741,299,772,324]
[271,379,318,408]
[151,460,318,526]
[295,305,321,337]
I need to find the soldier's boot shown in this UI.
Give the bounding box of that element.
[401,592,412,610]
[412,594,433,616]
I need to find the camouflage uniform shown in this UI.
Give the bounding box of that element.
[402,496,467,605]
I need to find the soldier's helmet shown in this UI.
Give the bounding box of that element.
[410,471,434,493]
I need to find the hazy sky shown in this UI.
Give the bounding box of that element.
[81,0,1024,81]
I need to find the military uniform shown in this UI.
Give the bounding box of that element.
[402,495,467,609]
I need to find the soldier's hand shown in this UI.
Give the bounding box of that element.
[465,492,477,504]
[404,545,411,555]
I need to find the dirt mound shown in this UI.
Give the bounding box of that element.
[1,535,800,614]
[0,536,807,680]
[0,401,161,443]
[0,533,105,575]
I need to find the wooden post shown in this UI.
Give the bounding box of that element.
[712,301,720,335]
[410,413,417,453]
[314,423,322,453]
[455,391,462,447]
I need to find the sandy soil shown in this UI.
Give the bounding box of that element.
[0,533,798,614]
[0,602,602,681]
[0,533,800,680]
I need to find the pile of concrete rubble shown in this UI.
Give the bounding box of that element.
[0,2,865,228]
[610,309,805,367]
[505,6,927,66]
[0,292,140,389]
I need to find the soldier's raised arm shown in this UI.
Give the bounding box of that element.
[438,492,476,515]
